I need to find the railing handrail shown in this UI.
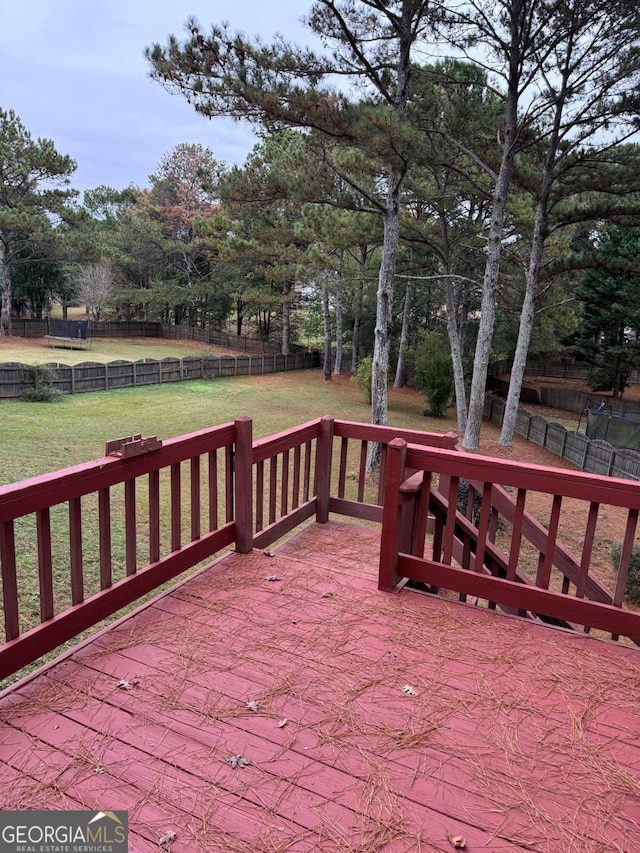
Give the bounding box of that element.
[0,423,236,521]
[252,419,322,464]
[334,419,458,449]
[404,443,640,509]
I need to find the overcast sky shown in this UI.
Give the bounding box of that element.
[0,0,315,197]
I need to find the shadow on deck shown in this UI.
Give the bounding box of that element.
[1,521,639,852]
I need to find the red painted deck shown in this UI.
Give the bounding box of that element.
[1,521,639,852]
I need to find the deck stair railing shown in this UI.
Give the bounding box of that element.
[379,439,640,643]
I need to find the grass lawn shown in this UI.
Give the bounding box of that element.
[0,370,452,486]
[0,335,232,366]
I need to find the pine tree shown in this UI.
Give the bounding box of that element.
[0,109,76,335]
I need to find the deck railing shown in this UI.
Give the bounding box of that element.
[0,422,238,678]
[379,439,640,643]
[0,417,457,680]
[3,415,639,681]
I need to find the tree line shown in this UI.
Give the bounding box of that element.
[2,0,640,454]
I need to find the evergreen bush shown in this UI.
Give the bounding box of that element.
[352,356,373,404]
[21,365,64,403]
[409,332,454,417]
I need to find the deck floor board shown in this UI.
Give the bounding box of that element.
[1,521,639,851]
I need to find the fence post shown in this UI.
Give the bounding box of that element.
[315,415,334,524]
[378,438,407,592]
[234,416,254,553]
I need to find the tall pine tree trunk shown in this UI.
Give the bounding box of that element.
[367,164,402,472]
[500,77,565,446]
[334,284,343,375]
[0,238,11,337]
[394,272,414,388]
[349,244,366,372]
[444,276,468,432]
[439,216,467,431]
[322,275,332,381]
[282,280,291,355]
[462,83,519,450]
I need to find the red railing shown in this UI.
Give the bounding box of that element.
[0,422,239,678]
[379,439,640,643]
[3,414,638,681]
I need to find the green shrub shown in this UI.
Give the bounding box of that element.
[409,331,454,417]
[611,542,640,604]
[352,356,373,404]
[21,365,64,403]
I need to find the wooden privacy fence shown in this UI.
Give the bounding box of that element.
[0,351,319,398]
[490,376,640,417]
[489,358,640,385]
[485,395,640,481]
[11,319,302,356]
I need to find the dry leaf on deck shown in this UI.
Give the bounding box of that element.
[159,830,177,848]
[226,754,251,768]
[264,575,282,582]
[116,679,138,690]
[277,718,288,728]
[402,684,417,696]
[321,591,334,598]
[246,700,259,713]
[446,830,467,849]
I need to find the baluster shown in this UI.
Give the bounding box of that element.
[358,441,367,504]
[125,478,137,575]
[292,445,301,510]
[99,487,114,586]
[208,450,218,531]
[171,462,181,551]
[507,489,527,581]
[147,472,160,563]
[303,440,312,502]
[256,461,264,532]
[442,476,459,564]
[338,437,348,499]
[576,502,599,600]
[473,482,494,573]
[69,497,83,604]
[1,520,20,640]
[281,449,289,517]
[536,494,562,590]
[37,507,54,621]
[225,445,234,523]
[269,456,278,525]
[191,455,201,541]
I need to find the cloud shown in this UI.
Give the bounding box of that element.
[0,0,313,194]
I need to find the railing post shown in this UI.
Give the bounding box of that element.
[378,438,407,592]
[315,415,334,524]
[234,416,254,553]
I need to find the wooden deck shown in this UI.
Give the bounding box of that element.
[1,521,639,852]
